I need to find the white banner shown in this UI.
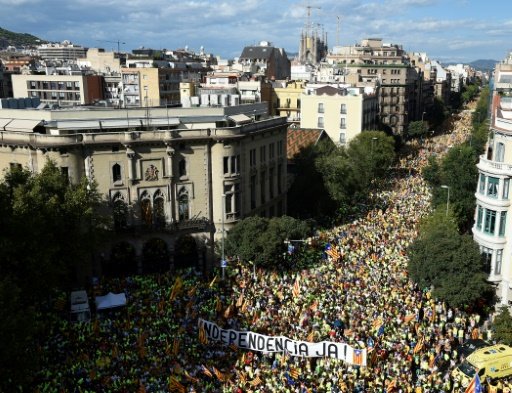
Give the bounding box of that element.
[198,318,366,366]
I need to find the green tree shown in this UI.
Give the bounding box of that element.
[315,148,359,213]
[408,209,491,308]
[287,139,337,223]
[434,145,478,231]
[407,120,427,139]
[224,216,312,267]
[492,306,512,345]
[0,161,104,390]
[429,97,448,129]
[0,278,39,390]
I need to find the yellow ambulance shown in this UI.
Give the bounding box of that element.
[452,340,512,386]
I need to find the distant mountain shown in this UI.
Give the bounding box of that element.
[468,59,498,71]
[0,27,47,48]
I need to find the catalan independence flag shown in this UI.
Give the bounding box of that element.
[352,349,363,366]
[465,374,483,393]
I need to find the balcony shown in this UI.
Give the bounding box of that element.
[477,155,512,175]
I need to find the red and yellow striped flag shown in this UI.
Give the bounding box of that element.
[292,276,300,298]
[403,314,416,323]
[212,366,225,381]
[183,369,199,384]
[215,296,223,313]
[290,367,300,379]
[229,343,238,352]
[307,331,315,342]
[224,304,233,319]
[198,325,208,345]
[201,365,213,378]
[326,245,341,261]
[169,276,184,301]
[250,375,262,386]
[236,293,244,308]
[168,376,186,393]
[239,372,247,385]
[413,336,424,354]
[172,338,180,356]
[387,379,397,393]
[187,284,197,297]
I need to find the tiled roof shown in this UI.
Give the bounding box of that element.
[240,46,274,60]
[287,127,326,159]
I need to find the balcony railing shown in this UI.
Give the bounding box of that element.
[478,155,512,173]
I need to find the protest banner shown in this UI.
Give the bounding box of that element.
[198,318,366,366]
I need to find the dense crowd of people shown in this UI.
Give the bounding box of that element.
[33,107,502,393]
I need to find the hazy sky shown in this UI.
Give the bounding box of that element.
[1,0,511,64]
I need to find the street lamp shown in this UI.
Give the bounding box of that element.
[221,193,226,280]
[371,137,378,155]
[441,185,450,216]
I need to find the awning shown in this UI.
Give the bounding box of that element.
[228,114,253,124]
[4,119,42,132]
[95,292,127,310]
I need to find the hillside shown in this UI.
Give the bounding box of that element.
[0,27,46,48]
[468,59,497,71]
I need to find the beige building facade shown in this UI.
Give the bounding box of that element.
[271,80,306,125]
[327,38,424,135]
[11,74,104,106]
[0,103,287,273]
[300,85,378,145]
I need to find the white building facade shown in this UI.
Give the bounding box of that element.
[473,52,512,305]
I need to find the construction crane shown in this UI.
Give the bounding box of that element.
[304,1,321,32]
[336,16,341,47]
[96,39,126,54]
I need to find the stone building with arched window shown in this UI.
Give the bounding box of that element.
[0,103,288,274]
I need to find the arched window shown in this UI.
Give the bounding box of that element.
[153,190,165,228]
[112,163,122,182]
[112,192,127,230]
[496,142,505,163]
[140,191,152,226]
[178,188,189,221]
[179,159,187,177]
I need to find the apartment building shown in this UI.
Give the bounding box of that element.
[38,42,87,61]
[473,52,512,305]
[300,85,378,145]
[11,74,104,106]
[238,41,291,80]
[271,80,306,124]
[77,48,122,74]
[327,38,425,135]
[0,103,287,273]
[121,67,181,107]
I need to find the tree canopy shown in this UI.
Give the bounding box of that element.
[315,130,396,220]
[408,209,491,308]
[0,160,104,390]
[492,306,512,346]
[223,216,313,267]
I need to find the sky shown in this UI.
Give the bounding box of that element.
[1,0,511,64]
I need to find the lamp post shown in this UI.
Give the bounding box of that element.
[441,185,450,216]
[371,137,378,155]
[421,111,427,136]
[221,193,226,280]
